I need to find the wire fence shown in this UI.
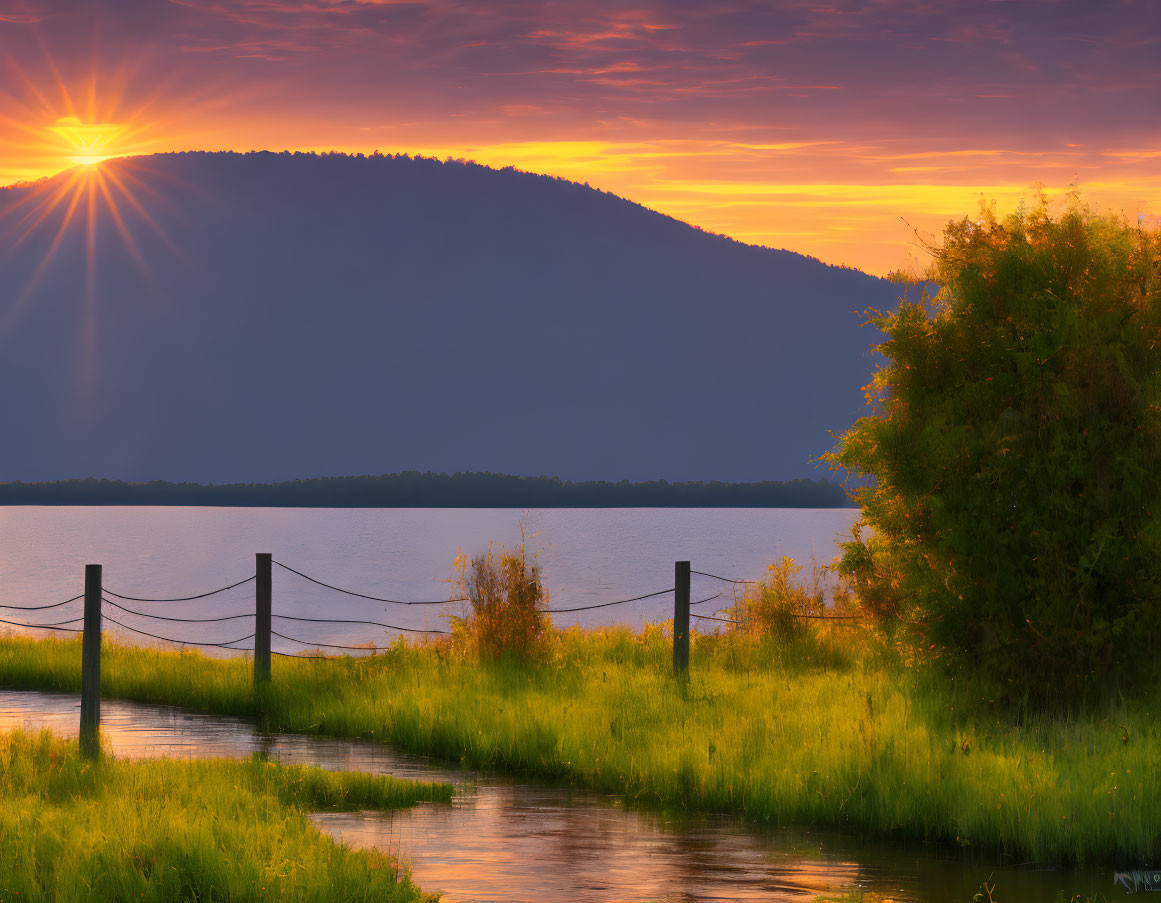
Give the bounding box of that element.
[0,613,83,632]
[690,570,759,585]
[691,612,740,625]
[102,576,255,603]
[0,559,869,657]
[2,558,873,760]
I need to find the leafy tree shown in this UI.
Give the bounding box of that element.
[826,200,1161,696]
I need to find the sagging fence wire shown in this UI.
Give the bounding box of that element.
[103,575,255,603]
[25,616,85,628]
[274,560,466,605]
[0,593,86,632]
[691,613,740,625]
[267,594,724,651]
[102,610,256,649]
[277,560,689,617]
[271,648,328,659]
[92,581,716,649]
[691,607,868,627]
[96,586,727,646]
[0,593,85,611]
[0,615,83,631]
[98,595,450,652]
[272,613,450,634]
[103,598,252,623]
[691,570,759,585]
[272,629,429,650]
[693,570,871,624]
[544,587,675,614]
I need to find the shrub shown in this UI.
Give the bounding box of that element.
[450,542,551,660]
[825,198,1161,697]
[728,555,837,638]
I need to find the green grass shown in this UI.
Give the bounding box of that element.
[0,727,452,901]
[1,625,1158,867]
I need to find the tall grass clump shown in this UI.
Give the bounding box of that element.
[449,540,551,660]
[0,728,450,900]
[723,555,865,675]
[730,555,831,638]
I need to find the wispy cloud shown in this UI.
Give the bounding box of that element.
[1,0,1157,272]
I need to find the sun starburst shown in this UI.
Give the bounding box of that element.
[0,52,186,376]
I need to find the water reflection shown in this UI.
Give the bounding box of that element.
[0,689,1133,903]
[317,792,867,902]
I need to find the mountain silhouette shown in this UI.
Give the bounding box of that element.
[0,151,899,485]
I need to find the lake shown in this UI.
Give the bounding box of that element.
[0,506,860,651]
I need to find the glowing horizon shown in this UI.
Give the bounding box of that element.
[1,1,1158,275]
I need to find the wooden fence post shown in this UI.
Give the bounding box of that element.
[673,560,690,678]
[79,563,102,759]
[255,553,272,685]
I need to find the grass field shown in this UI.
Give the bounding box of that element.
[0,727,452,900]
[0,623,1157,868]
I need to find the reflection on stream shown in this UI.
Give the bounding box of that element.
[0,688,1133,903]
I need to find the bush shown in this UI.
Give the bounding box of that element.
[730,556,828,638]
[826,199,1161,696]
[450,542,551,660]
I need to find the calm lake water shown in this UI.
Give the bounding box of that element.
[0,507,860,650]
[0,688,1133,903]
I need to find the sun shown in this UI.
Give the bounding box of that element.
[0,50,192,394]
[46,115,128,167]
[0,50,173,186]
[0,96,179,346]
[0,57,175,276]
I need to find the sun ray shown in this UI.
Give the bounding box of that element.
[5,59,57,121]
[0,171,82,250]
[8,178,86,308]
[101,163,189,263]
[95,169,151,277]
[0,175,68,235]
[0,173,91,342]
[74,170,98,399]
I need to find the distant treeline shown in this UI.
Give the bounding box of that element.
[0,473,854,508]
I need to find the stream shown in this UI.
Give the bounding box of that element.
[0,688,1136,903]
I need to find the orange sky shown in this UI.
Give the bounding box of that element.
[2,0,1158,275]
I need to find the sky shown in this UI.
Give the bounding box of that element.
[0,0,1158,275]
